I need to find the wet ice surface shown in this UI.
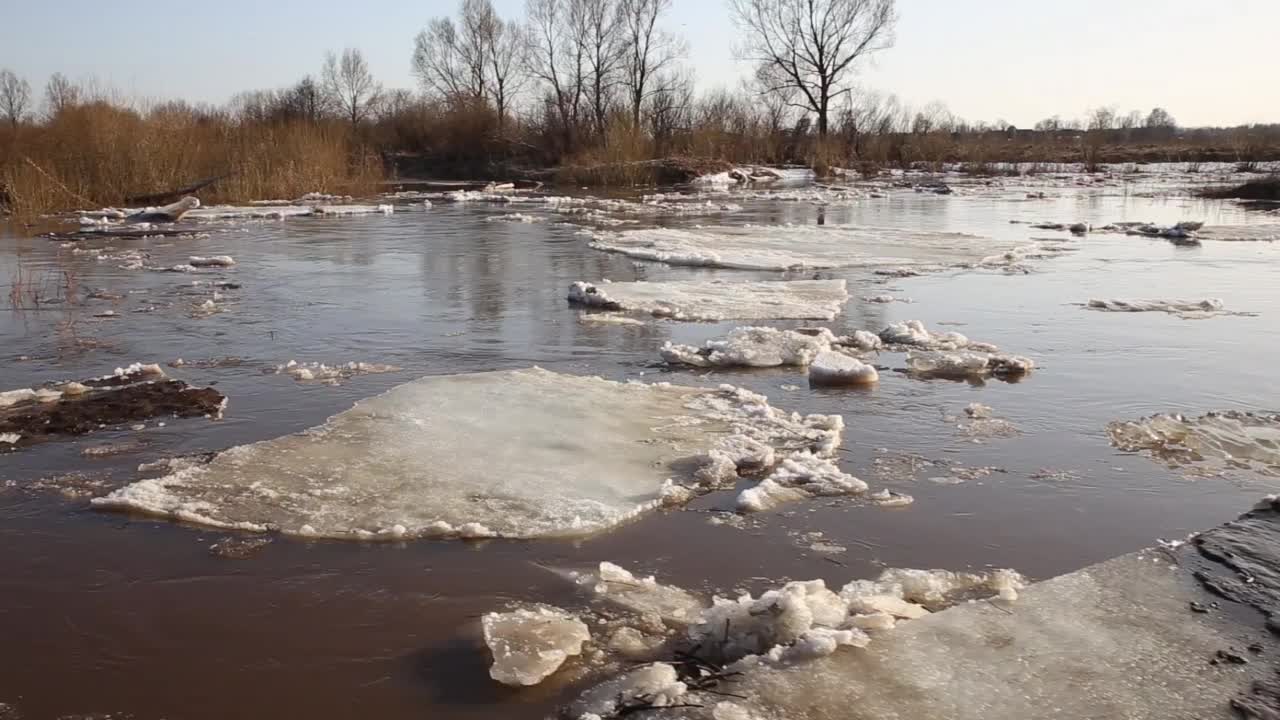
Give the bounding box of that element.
[587,225,1008,271]
[4,167,1280,720]
[92,369,714,538]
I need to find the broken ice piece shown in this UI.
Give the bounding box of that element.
[481,606,590,686]
[807,351,879,386]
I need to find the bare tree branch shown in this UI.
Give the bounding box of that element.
[729,0,896,136]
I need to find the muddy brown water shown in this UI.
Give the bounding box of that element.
[3,172,1280,719]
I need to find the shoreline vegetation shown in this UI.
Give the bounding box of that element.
[3,0,1280,216]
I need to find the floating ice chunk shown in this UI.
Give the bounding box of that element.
[485,212,544,223]
[736,479,811,513]
[588,225,1005,272]
[879,320,996,352]
[567,663,688,718]
[188,255,236,268]
[309,204,394,216]
[807,351,879,386]
[869,489,914,507]
[569,562,707,627]
[569,279,849,321]
[93,369,849,539]
[186,205,316,220]
[481,606,591,686]
[274,360,401,385]
[661,327,838,368]
[691,580,852,664]
[1107,411,1280,476]
[843,329,884,352]
[965,403,993,419]
[737,453,868,512]
[906,350,1034,379]
[1086,298,1229,316]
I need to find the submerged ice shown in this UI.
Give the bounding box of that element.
[1108,411,1280,476]
[569,280,849,321]
[93,368,857,539]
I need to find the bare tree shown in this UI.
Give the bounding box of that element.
[414,16,484,101]
[525,0,584,150]
[284,76,330,123]
[574,0,622,136]
[465,0,525,130]
[1,69,32,128]
[1145,107,1176,129]
[1087,106,1117,131]
[415,0,523,131]
[43,72,80,119]
[618,0,685,126]
[730,0,896,136]
[323,48,382,129]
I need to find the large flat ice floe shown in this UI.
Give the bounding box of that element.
[1108,411,1280,477]
[587,225,1008,271]
[92,368,859,539]
[569,280,849,321]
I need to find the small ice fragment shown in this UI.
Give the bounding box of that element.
[965,403,993,419]
[0,433,20,444]
[188,255,236,268]
[481,606,591,686]
[808,351,879,386]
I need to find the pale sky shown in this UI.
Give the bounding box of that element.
[2,0,1276,128]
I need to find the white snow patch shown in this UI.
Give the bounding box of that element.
[0,432,20,444]
[569,279,849,321]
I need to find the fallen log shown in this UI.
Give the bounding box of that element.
[125,173,231,205]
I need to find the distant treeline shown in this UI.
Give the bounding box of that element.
[3,0,1279,213]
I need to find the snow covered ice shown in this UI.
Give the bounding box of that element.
[568,279,849,321]
[552,563,1025,718]
[92,368,855,539]
[482,606,591,686]
[660,327,839,368]
[588,225,1010,271]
